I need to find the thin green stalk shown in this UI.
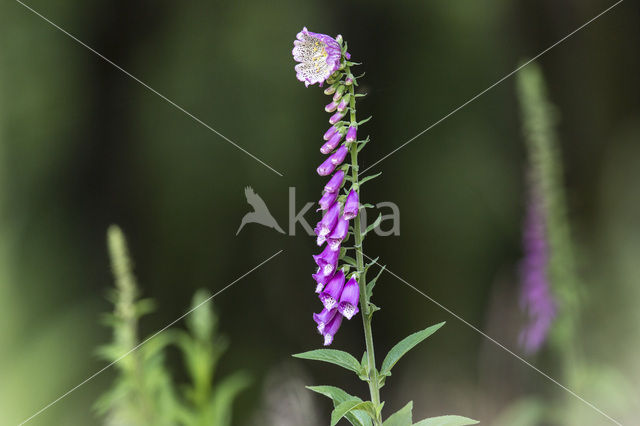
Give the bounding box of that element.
[347,78,382,425]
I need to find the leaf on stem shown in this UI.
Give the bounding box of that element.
[412,415,479,426]
[293,349,362,374]
[307,386,372,426]
[383,401,413,426]
[366,265,386,298]
[364,214,382,237]
[359,172,382,187]
[380,322,445,376]
[332,400,377,426]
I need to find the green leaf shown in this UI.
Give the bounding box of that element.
[332,400,377,426]
[293,349,362,374]
[366,265,386,297]
[359,172,382,187]
[380,322,445,376]
[307,386,372,426]
[413,415,479,426]
[383,401,413,426]
[342,256,358,267]
[364,214,382,236]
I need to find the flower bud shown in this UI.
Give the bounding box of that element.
[317,156,338,176]
[323,85,337,96]
[317,190,338,211]
[321,131,344,154]
[324,170,345,193]
[332,85,346,102]
[346,126,357,143]
[329,145,348,166]
[343,190,359,220]
[323,125,338,141]
[329,110,346,125]
[325,100,339,113]
[337,96,349,112]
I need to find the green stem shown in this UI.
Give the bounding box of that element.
[347,79,382,425]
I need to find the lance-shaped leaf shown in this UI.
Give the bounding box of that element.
[413,415,479,426]
[359,172,382,188]
[380,322,445,376]
[364,214,383,237]
[332,400,377,426]
[307,386,372,426]
[366,265,386,297]
[383,401,413,426]
[293,349,362,374]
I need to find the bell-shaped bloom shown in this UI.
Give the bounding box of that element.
[327,216,349,250]
[315,202,340,244]
[317,156,338,176]
[313,307,337,334]
[343,189,359,220]
[292,27,342,87]
[330,145,348,166]
[329,110,346,125]
[321,131,343,154]
[312,269,332,293]
[322,311,343,346]
[313,244,340,278]
[338,277,360,320]
[324,170,345,193]
[319,270,345,310]
[317,190,338,211]
[346,126,357,143]
[325,100,339,113]
[323,125,338,141]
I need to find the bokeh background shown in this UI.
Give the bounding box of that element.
[1,0,639,425]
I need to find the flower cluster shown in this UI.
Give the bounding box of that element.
[293,27,361,345]
[519,185,556,354]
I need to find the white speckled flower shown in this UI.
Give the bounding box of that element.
[292,27,342,87]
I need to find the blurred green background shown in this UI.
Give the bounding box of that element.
[1,0,639,425]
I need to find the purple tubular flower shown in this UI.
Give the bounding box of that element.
[317,156,338,176]
[323,125,338,141]
[313,307,337,334]
[330,145,348,166]
[319,270,345,310]
[313,244,340,277]
[292,27,342,87]
[322,312,343,346]
[519,187,556,354]
[327,216,349,250]
[317,190,338,211]
[329,110,346,125]
[312,270,331,293]
[337,97,349,112]
[324,170,345,193]
[321,131,344,154]
[343,190,359,220]
[325,100,339,113]
[338,277,360,319]
[315,202,340,244]
[346,126,357,143]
